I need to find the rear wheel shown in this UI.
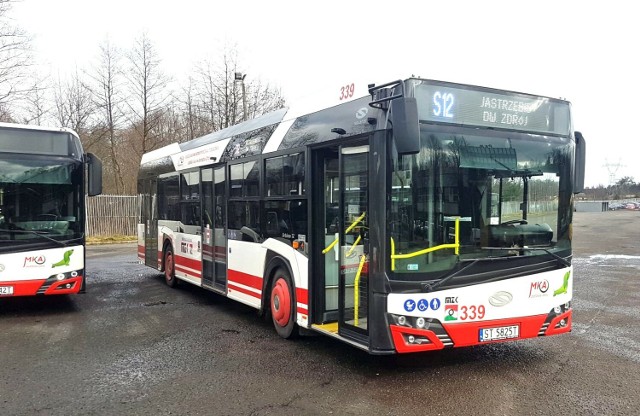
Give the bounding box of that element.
[270,268,296,339]
[164,247,178,288]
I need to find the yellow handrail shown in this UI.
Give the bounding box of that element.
[390,217,460,271]
[346,235,362,257]
[322,238,338,255]
[322,212,366,254]
[390,236,396,271]
[354,254,366,326]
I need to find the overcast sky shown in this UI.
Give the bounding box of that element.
[11,0,638,188]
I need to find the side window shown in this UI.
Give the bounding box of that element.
[158,174,179,220]
[265,153,305,196]
[230,161,260,197]
[264,200,307,241]
[214,167,226,229]
[180,171,200,226]
[228,201,260,242]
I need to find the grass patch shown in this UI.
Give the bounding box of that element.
[86,235,137,245]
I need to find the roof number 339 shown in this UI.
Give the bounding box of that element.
[340,83,355,100]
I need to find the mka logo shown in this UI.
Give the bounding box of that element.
[24,255,46,267]
[529,279,550,298]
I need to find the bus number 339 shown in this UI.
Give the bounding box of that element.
[340,83,355,100]
[460,305,486,320]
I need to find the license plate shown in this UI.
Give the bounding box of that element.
[479,325,519,342]
[0,286,14,296]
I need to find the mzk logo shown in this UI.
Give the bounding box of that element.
[52,250,74,268]
[444,304,458,321]
[444,296,459,321]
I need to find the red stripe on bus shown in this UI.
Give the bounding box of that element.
[175,265,201,278]
[175,255,202,272]
[296,287,308,304]
[227,269,262,291]
[0,280,45,296]
[296,287,308,315]
[0,276,83,297]
[228,282,261,300]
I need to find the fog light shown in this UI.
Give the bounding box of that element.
[56,274,65,281]
[416,317,426,328]
[71,271,78,277]
[407,335,415,343]
[559,319,566,327]
[554,306,562,314]
[65,284,71,289]
[397,316,407,326]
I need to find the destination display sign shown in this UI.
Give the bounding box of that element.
[414,81,571,136]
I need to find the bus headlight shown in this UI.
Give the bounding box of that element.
[56,273,65,281]
[554,306,562,314]
[397,315,407,326]
[416,317,426,328]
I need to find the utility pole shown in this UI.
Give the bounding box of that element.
[235,72,247,121]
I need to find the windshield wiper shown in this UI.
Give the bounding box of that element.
[0,229,68,247]
[422,259,480,292]
[491,157,544,179]
[481,246,570,267]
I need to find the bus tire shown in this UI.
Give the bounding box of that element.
[270,268,296,339]
[164,246,178,288]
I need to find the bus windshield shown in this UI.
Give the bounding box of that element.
[388,125,574,278]
[0,155,83,249]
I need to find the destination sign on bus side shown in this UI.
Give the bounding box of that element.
[414,82,571,136]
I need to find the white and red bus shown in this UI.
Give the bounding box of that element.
[0,123,102,297]
[137,78,585,353]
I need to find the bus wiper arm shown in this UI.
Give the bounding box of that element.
[422,259,480,293]
[4,229,67,247]
[521,246,570,267]
[481,246,570,267]
[491,158,544,179]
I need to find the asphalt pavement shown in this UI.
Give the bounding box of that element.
[1,211,639,415]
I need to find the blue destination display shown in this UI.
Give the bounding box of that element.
[413,81,571,136]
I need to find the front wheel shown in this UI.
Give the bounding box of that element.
[270,268,296,339]
[164,247,178,288]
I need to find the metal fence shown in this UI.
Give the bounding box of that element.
[86,195,139,237]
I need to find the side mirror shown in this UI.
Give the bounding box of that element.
[390,97,420,155]
[86,152,103,196]
[574,131,586,193]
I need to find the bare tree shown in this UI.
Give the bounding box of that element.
[245,78,285,120]
[183,49,286,138]
[53,68,96,146]
[88,39,126,193]
[125,33,171,157]
[0,0,32,111]
[21,72,50,125]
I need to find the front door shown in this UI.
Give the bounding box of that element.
[144,179,158,268]
[338,143,369,337]
[312,141,369,340]
[201,166,227,290]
